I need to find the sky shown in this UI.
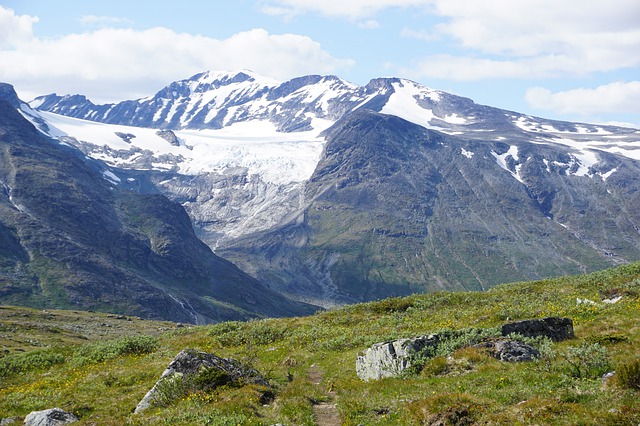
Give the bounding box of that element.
[1,0,639,128]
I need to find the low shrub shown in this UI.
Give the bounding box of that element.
[0,349,65,377]
[420,356,449,377]
[434,327,502,357]
[562,342,611,379]
[72,335,158,366]
[616,358,640,390]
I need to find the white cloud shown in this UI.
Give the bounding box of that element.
[525,82,640,116]
[401,27,438,41]
[0,6,38,49]
[0,6,353,103]
[404,0,640,80]
[258,0,432,19]
[78,15,132,28]
[262,1,640,81]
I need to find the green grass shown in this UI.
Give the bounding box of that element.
[1,262,640,424]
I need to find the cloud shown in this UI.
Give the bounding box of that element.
[0,6,38,49]
[258,0,432,19]
[524,82,640,116]
[404,0,640,80]
[0,6,353,103]
[401,27,438,41]
[78,15,133,28]
[262,1,640,81]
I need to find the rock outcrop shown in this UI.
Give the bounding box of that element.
[356,335,439,381]
[501,317,574,342]
[357,318,574,381]
[23,408,77,426]
[135,349,268,413]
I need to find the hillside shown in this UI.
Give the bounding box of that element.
[0,87,315,323]
[1,262,639,425]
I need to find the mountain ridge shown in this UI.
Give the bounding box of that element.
[8,71,640,307]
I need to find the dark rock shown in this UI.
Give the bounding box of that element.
[501,317,574,342]
[156,130,180,146]
[114,132,136,143]
[134,349,268,413]
[476,338,540,362]
[23,408,78,426]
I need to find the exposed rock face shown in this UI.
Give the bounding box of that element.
[135,349,268,413]
[356,335,440,381]
[501,317,574,342]
[476,338,540,362]
[156,130,180,146]
[23,408,77,426]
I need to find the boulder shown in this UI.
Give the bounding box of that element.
[356,334,439,381]
[23,408,77,426]
[501,317,574,342]
[475,338,540,362]
[134,349,268,413]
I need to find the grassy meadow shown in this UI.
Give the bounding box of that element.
[1,262,639,425]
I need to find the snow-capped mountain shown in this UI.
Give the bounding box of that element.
[19,71,640,306]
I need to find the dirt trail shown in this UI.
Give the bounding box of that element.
[308,364,341,426]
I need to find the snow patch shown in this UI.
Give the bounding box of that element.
[443,113,467,124]
[491,146,523,183]
[601,167,617,181]
[460,148,474,158]
[380,82,435,129]
[102,170,121,184]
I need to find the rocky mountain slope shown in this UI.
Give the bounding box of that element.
[0,84,315,322]
[22,71,640,306]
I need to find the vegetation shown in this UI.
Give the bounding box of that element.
[1,262,640,424]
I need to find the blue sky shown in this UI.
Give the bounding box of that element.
[1,0,639,127]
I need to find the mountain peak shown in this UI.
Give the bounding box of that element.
[0,83,21,108]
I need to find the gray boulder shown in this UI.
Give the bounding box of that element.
[501,317,574,342]
[356,334,439,381]
[23,408,77,426]
[476,338,540,362]
[135,349,268,413]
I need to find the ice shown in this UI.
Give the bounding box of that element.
[38,111,327,186]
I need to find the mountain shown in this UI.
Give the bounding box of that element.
[0,84,315,323]
[25,71,640,306]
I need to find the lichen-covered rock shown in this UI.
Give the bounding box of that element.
[23,408,78,426]
[134,349,268,413]
[476,338,540,362]
[501,317,574,342]
[356,335,439,381]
